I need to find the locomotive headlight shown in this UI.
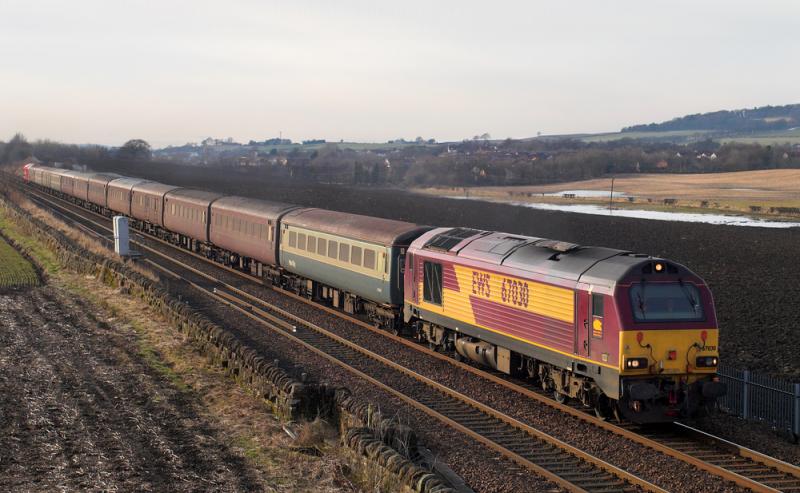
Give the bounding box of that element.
[625,358,648,369]
[655,262,664,272]
[695,356,719,368]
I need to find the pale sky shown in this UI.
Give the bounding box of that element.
[2,0,798,147]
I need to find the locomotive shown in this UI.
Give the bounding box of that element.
[23,163,726,423]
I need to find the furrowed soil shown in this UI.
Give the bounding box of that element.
[83,163,800,379]
[0,217,359,491]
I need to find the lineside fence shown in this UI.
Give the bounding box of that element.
[716,363,800,442]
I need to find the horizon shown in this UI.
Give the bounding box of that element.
[2,0,799,147]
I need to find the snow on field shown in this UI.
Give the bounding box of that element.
[449,197,800,228]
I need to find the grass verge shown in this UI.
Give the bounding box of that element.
[0,203,361,492]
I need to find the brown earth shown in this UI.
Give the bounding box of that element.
[0,287,260,491]
[417,169,800,202]
[0,276,359,492]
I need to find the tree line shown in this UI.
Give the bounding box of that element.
[2,132,799,188]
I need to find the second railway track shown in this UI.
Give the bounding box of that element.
[12,177,800,493]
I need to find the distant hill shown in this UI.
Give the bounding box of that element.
[622,104,800,133]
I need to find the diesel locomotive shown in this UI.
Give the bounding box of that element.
[22,163,726,423]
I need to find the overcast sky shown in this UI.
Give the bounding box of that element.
[2,0,798,147]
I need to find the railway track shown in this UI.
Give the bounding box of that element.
[13,178,800,492]
[15,181,661,493]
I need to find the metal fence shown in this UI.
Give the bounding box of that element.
[716,363,800,440]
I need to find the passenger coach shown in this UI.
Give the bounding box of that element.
[279,208,431,328]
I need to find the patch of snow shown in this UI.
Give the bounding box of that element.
[448,197,800,229]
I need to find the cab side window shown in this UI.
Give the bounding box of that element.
[591,294,604,339]
[423,261,443,305]
[592,295,604,318]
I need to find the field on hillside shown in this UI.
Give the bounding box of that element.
[719,127,800,145]
[416,169,800,217]
[563,127,800,145]
[579,129,715,143]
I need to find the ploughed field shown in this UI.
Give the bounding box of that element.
[0,286,266,492]
[83,164,800,379]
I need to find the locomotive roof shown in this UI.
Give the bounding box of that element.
[281,208,431,246]
[211,195,298,216]
[416,227,675,287]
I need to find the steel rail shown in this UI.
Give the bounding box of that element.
[15,178,800,492]
[16,182,660,493]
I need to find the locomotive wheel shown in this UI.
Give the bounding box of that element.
[553,390,566,404]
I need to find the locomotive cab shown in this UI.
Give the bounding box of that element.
[614,259,726,422]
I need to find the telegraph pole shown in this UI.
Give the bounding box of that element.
[609,177,615,212]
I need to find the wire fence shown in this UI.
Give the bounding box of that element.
[716,363,800,441]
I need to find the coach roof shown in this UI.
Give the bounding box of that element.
[281,208,431,246]
[108,177,150,190]
[132,181,182,196]
[211,195,297,216]
[164,188,224,206]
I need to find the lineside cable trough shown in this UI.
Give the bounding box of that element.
[113,215,141,259]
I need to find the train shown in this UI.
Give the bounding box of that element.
[22,162,726,423]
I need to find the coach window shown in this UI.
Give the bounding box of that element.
[298,233,306,250]
[351,246,362,266]
[288,231,297,248]
[317,238,327,257]
[268,224,275,242]
[307,236,316,254]
[339,243,350,263]
[363,249,376,270]
[423,261,443,305]
[328,241,338,259]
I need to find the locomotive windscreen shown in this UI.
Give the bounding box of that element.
[629,282,705,322]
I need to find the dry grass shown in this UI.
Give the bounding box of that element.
[8,190,161,283]
[416,169,800,216]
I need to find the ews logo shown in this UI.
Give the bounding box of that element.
[471,272,491,298]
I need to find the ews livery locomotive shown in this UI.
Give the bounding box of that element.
[23,164,725,423]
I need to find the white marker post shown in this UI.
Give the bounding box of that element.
[113,216,130,257]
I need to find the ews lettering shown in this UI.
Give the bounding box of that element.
[471,271,491,298]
